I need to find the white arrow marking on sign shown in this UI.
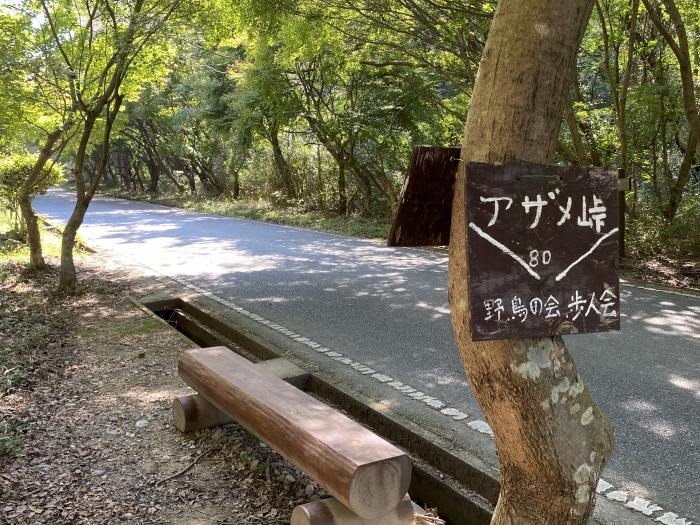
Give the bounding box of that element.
[555,227,619,282]
[468,222,541,280]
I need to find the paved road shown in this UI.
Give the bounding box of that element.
[35,190,699,523]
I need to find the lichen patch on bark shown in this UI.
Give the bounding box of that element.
[510,340,553,380]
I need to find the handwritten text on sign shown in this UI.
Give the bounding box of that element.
[466,162,620,341]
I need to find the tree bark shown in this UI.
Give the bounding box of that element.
[58,197,88,292]
[18,196,46,270]
[147,158,160,193]
[448,2,614,523]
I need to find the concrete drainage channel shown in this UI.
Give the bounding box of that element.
[135,295,497,525]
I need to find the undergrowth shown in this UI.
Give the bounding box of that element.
[105,191,391,240]
[627,196,700,260]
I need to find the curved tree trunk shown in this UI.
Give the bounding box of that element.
[59,96,122,292]
[18,126,70,271]
[448,1,614,523]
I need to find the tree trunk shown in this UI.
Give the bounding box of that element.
[643,0,700,221]
[148,159,160,193]
[337,164,347,215]
[18,195,46,270]
[232,169,241,199]
[448,1,614,524]
[269,126,296,198]
[370,167,398,210]
[664,131,697,220]
[566,103,588,165]
[58,197,88,292]
[597,0,640,176]
[18,126,70,270]
[187,165,196,195]
[58,96,122,292]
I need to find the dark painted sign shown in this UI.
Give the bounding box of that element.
[466,162,620,341]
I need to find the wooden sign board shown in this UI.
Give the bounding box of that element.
[388,146,461,247]
[466,162,620,341]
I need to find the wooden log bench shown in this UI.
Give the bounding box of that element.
[175,347,414,521]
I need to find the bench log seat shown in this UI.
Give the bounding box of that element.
[173,357,310,433]
[177,347,412,520]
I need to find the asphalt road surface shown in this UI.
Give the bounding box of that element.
[35,190,699,523]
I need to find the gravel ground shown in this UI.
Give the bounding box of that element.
[0,256,326,524]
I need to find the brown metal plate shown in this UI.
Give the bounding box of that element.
[387,146,461,247]
[466,162,620,341]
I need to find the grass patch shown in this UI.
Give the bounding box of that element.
[0,419,21,457]
[112,318,163,336]
[104,191,391,240]
[0,211,63,263]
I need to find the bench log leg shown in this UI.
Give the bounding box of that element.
[173,357,310,433]
[173,393,231,433]
[291,495,415,525]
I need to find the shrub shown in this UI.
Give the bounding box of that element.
[0,153,63,230]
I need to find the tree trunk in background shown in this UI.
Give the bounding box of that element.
[148,159,160,193]
[337,164,347,215]
[269,127,296,199]
[597,0,639,179]
[642,0,700,221]
[372,168,398,210]
[187,165,196,195]
[232,169,241,199]
[664,131,697,220]
[566,103,589,165]
[448,1,614,523]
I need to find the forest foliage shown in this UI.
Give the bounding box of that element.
[1,0,699,276]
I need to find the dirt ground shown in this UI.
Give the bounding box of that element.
[622,256,700,291]
[0,255,327,524]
